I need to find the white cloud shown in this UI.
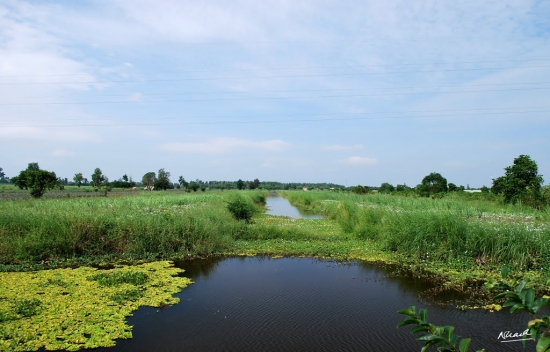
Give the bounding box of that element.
[159,137,290,154]
[342,156,378,165]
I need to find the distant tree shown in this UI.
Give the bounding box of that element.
[155,168,172,190]
[396,184,411,192]
[448,183,458,192]
[351,185,369,194]
[91,168,111,196]
[253,178,260,189]
[481,186,489,193]
[417,172,448,197]
[458,185,465,191]
[122,174,129,182]
[142,172,156,189]
[379,182,395,194]
[178,176,189,189]
[73,173,84,187]
[0,167,5,183]
[12,163,59,198]
[236,179,245,190]
[27,163,40,171]
[492,155,544,205]
[189,181,200,192]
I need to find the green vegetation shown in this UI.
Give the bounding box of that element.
[11,163,61,199]
[0,261,191,351]
[492,154,545,207]
[226,193,259,222]
[399,267,550,351]
[1,159,549,350]
[281,191,550,272]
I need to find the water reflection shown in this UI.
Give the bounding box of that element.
[265,196,322,219]
[93,257,543,352]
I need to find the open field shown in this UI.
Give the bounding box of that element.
[1,189,548,289]
[1,189,550,350]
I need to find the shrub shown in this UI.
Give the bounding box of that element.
[226,195,256,222]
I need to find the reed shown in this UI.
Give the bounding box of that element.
[0,191,269,265]
[282,191,550,270]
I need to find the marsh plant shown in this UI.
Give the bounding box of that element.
[399,267,550,351]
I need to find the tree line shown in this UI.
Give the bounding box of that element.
[350,155,547,208]
[5,155,547,207]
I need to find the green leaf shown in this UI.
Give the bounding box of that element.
[522,289,535,307]
[411,325,431,334]
[417,334,446,343]
[397,307,417,318]
[532,298,549,314]
[501,266,510,278]
[459,338,471,352]
[536,337,550,352]
[420,340,438,352]
[419,309,428,322]
[397,317,420,328]
[515,280,527,294]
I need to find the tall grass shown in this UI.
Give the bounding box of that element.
[0,191,265,265]
[282,191,550,270]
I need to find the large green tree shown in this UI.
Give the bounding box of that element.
[154,168,172,190]
[379,182,395,194]
[73,173,84,187]
[12,163,59,198]
[91,168,111,195]
[492,155,544,205]
[417,172,448,197]
[141,172,156,189]
[236,179,245,190]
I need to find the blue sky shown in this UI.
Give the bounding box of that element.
[1,0,549,188]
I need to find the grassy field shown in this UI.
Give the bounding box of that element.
[1,188,549,283]
[1,189,549,350]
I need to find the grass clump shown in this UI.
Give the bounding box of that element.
[14,298,41,318]
[87,271,148,286]
[109,288,145,304]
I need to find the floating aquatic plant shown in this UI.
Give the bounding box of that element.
[0,261,191,351]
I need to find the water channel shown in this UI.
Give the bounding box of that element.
[92,197,541,351]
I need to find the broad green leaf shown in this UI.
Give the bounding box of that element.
[397,307,417,318]
[459,338,471,352]
[420,340,438,352]
[501,266,510,279]
[536,336,550,352]
[397,317,420,328]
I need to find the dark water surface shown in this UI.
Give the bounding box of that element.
[265,196,323,219]
[94,257,540,352]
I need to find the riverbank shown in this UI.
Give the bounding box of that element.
[1,190,549,350]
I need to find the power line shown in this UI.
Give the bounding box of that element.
[5,81,549,100]
[2,65,550,86]
[1,105,547,122]
[2,86,549,106]
[1,58,549,78]
[2,108,547,128]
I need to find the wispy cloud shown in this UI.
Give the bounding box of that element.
[159,137,290,154]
